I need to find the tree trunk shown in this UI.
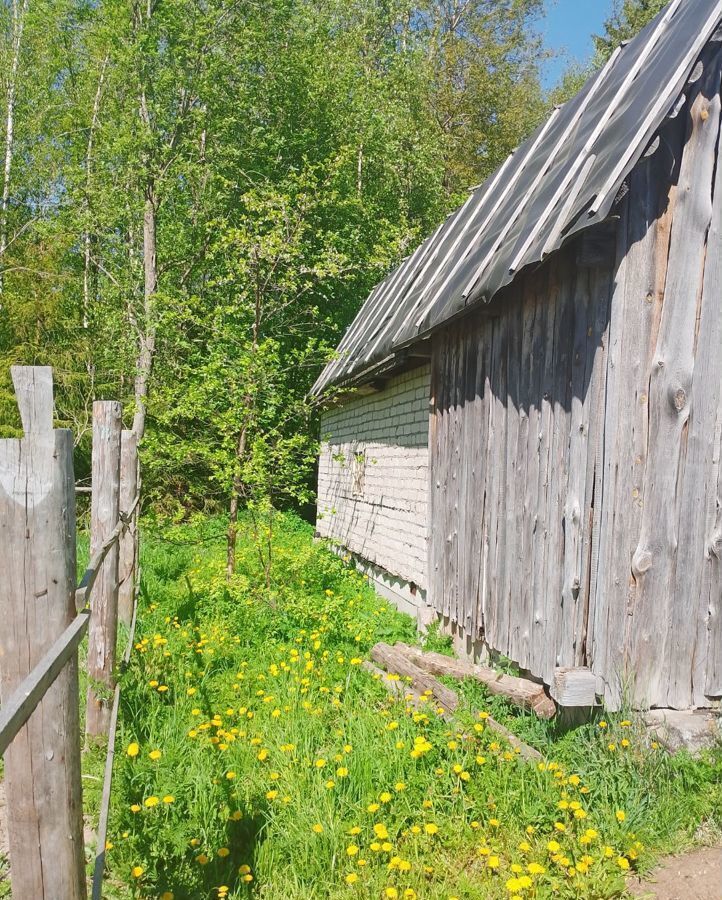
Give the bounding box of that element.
[0,0,30,296]
[226,423,248,578]
[131,181,157,443]
[82,53,109,328]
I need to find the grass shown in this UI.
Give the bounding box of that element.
[91,512,721,898]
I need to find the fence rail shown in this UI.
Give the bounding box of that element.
[0,365,141,900]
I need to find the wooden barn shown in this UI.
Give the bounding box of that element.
[313,0,722,711]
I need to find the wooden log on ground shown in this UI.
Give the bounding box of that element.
[369,643,542,761]
[86,400,122,737]
[118,429,138,627]
[0,365,87,899]
[394,642,557,718]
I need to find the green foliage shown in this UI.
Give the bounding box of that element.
[0,0,547,511]
[594,0,668,64]
[99,513,722,899]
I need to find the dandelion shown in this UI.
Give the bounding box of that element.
[144,796,159,808]
[424,823,439,835]
[149,749,162,761]
[346,844,359,856]
[130,804,141,813]
[162,795,175,804]
[617,856,630,870]
[312,823,324,834]
[616,810,626,823]
[126,742,139,758]
[196,853,209,865]
[527,862,545,875]
[226,771,236,780]
[385,889,399,899]
[218,847,230,858]
[345,873,358,884]
[487,855,500,869]
[336,766,349,777]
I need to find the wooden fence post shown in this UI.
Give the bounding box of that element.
[0,366,87,899]
[86,400,122,737]
[118,429,138,627]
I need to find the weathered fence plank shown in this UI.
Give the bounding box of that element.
[86,400,123,737]
[0,366,86,899]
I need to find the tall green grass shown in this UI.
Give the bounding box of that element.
[90,512,721,899]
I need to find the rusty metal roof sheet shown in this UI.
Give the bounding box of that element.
[312,0,722,395]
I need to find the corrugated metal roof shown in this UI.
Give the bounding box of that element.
[312,0,722,396]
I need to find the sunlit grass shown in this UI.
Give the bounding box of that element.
[99,511,722,899]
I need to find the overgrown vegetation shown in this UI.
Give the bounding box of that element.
[101,512,722,899]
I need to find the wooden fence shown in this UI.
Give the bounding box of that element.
[0,366,141,900]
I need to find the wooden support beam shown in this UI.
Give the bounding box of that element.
[369,643,542,761]
[394,643,557,719]
[86,400,122,737]
[0,366,87,899]
[118,429,139,627]
[551,666,598,707]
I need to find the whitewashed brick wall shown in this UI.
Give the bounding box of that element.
[316,366,430,591]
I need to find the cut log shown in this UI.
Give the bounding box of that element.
[371,642,459,712]
[369,643,542,761]
[551,667,598,707]
[394,642,557,719]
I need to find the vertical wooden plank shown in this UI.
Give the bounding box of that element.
[0,367,86,900]
[530,256,558,682]
[677,84,722,703]
[576,263,613,667]
[516,275,541,672]
[86,400,123,737]
[500,290,523,662]
[549,253,578,671]
[469,316,489,641]
[628,67,721,709]
[458,322,478,635]
[118,429,138,627]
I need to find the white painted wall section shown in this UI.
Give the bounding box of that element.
[316,366,430,592]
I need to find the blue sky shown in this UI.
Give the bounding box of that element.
[538,0,616,88]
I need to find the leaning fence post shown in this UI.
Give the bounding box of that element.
[118,429,138,627]
[0,366,87,899]
[86,400,122,737]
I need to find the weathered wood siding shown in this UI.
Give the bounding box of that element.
[592,47,722,710]
[429,50,722,709]
[429,245,612,690]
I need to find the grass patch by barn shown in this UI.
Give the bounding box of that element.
[101,512,722,899]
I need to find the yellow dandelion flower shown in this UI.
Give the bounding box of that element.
[345,873,358,884]
[148,749,162,761]
[126,743,139,758]
[217,847,230,858]
[162,795,174,804]
[131,865,144,878]
[144,796,159,808]
[616,810,626,822]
